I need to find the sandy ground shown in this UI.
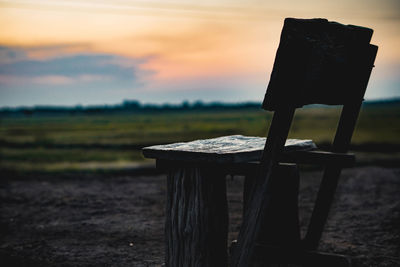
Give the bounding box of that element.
[0,166,399,266]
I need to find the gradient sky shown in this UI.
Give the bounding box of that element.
[0,0,399,107]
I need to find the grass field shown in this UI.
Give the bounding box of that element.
[1,104,399,171]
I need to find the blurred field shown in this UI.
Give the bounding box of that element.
[1,103,399,171]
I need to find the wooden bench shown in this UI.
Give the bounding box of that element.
[143,135,317,266]
[143,17,378,267]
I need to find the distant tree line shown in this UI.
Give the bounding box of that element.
[1,98,399,117]
[0,100,263,116]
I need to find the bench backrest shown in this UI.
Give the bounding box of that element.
[232,18,378,266]
[263,18,377,111]
[262,18,378,249]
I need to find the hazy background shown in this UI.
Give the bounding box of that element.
[1,3,400,266]
[1,0,399,107]
[1,0,400,172]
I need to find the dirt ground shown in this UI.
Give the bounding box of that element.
[1,166,399,266]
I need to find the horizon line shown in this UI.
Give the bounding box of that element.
[1,97,400,110]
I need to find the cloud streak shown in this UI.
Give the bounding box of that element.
[0,45,157,106]
[0,1,399,106]
[0,46,148,87]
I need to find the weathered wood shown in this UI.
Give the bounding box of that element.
[280,150,355,167]
[165,164,228,267]
[156,149,354,182]
[262,18,375,111]
[242,164,300,247]
[304,44,378,250]
[243,170,257,219]
[143,135,316,163]
[303,103,364,250]
[234,164,300,266]
[231,108,296,267]
[141,17,378,267]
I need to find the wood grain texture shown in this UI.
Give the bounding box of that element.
[143,135,316,163]
[165,166,228,267]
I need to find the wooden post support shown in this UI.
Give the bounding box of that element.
[231,108,296,267]
[241,163,301,266]
[165,163,228,267]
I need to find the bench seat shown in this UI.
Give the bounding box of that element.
[142,135,316,164]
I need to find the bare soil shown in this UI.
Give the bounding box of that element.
[1,166,399,266]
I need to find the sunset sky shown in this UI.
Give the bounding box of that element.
[0,0,399,107]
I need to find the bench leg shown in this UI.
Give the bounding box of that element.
[165,166,228,267]
[236,164,301,266]
[243,164,300,246]
[243,169,257,219]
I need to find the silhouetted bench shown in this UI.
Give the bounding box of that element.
[143,135,316,266]
[143,17,377,267]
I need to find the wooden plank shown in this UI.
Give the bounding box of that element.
[243,164,301,246]
[303,103,361,250]
[155,150,355,177]
[304,44,378,250]
[231,108,296,267]
[262,18,375,111]
[280,150,355,167]
[165,165,228,267]
[143,135,316,163]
